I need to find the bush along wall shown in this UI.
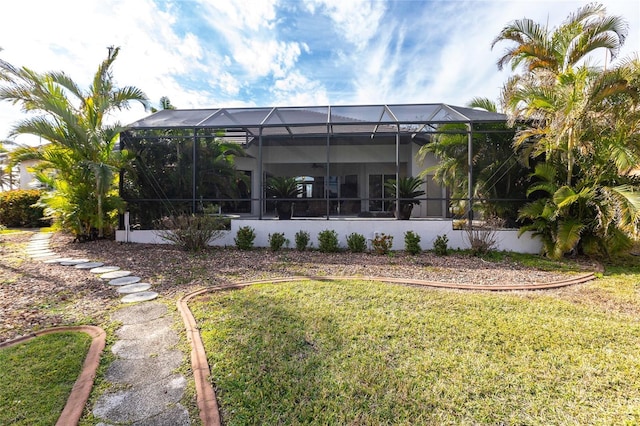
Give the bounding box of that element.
[0,189,49,228]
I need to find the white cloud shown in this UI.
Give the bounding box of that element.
[271,71,329,106]
[304,0,387,50]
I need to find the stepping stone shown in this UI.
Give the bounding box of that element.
[75,262,105,269]
[30,253,57,259]
[108,276,141,286]
[60,258,91,266]
[31,233,52,240]
[29,251,56,258]
[101,270,132,280]
[43,257,74,264]
[117,283,151,294]
[26,248,53,255]
[121,291,159,303]
[90,266,120,274]
[26,244,50,250]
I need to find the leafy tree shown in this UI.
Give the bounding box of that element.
[493,3,640,258]
[0,47,148,238]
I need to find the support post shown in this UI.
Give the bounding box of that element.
[258,129,263,219]
[192,128,197,214]
[326,124,330,219]
[395,125,400,220]
[467,122,474,227]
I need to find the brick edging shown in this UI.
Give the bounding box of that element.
[177,271,597,425]
[0,325,106,426]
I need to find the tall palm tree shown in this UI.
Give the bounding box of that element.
[493,4,640,257]
[0,47,148,238]
[492,2,628,74]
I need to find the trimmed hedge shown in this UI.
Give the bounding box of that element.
[0,189,48,228]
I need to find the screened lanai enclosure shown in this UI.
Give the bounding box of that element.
[120,103,511,230]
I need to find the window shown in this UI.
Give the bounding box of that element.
[369,174,394,212]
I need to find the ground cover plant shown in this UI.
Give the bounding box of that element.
[0,331,92,425]
[191,278,640,425]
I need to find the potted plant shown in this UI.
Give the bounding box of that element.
[267,176,302,219]
[385,176,426,220]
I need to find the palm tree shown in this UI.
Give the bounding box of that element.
[0,47,148,238]
[418,98,529,225]
[493,4,640,257]
[492,2,628,75]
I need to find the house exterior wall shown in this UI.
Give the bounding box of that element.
[234,138,444,218]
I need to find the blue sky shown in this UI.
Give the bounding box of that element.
[1,0,638,145]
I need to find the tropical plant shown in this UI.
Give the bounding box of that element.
[384,176,425,220]
[0,47,148,239]
[418,98,530,225]
[493,4,640,258]
[267,176,302,220]
[492,3,627,76]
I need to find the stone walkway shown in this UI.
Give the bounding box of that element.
[25,232,192,425]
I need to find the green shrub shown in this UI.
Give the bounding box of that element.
[318,229,339,253]
[404,231,421,255]
[235,226,256,250]
[269,232,288,251]
[346,232,367,253]
[294,230,311,251]
[372,233,393,255]
[433,234,449,256]
[0,189,48,228]
[156,214,226,251]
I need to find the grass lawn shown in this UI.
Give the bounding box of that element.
[0,332,92,425]
[191,276,640,425]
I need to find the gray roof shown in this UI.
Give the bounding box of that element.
[126,103,506,138]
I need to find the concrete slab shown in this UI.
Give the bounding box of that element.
[108,276,141,286]
[105,350,183,385]
[90,266,120,274]
[111,302,167,325]
[101,270,132,280]
[115,316,175,341]
[121,292,159,303]
[130,404,191,426]
[117,283,152,294]
[92,375,187,424]
[111,334,178,359]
